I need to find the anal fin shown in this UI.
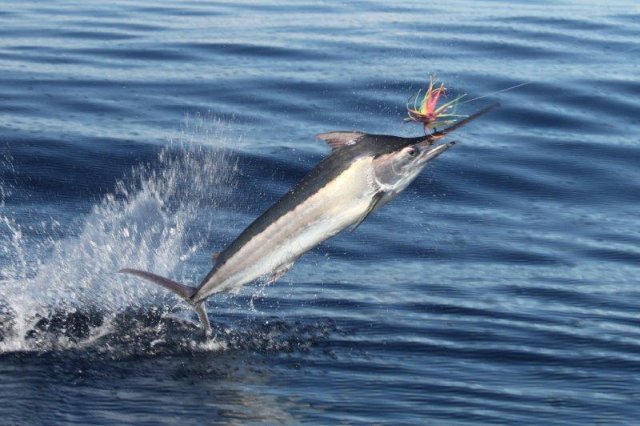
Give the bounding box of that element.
[266,261,295,284]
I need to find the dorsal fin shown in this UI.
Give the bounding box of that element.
[315,131,365,151]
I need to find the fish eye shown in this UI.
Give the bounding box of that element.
[406,147,418,157]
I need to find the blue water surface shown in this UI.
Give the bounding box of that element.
[1,0,639,424]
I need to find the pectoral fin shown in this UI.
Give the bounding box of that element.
[350,192,385,232]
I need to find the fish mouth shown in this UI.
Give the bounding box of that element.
[411,102,499,164]
[415,140,457,165]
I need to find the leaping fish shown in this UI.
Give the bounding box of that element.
[119,104,498,335]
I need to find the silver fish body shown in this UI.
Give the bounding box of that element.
[195,156,376,300]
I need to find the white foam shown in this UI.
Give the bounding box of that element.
[0,114,239,353]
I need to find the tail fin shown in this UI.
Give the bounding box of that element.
[118,268,211,335]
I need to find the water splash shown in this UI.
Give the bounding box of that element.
[0,114,239,353]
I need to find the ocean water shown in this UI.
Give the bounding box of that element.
[1,0,639,424]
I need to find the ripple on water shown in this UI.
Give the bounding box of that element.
[1,0,640,424]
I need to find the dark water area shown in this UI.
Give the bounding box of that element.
[1,0,639,424]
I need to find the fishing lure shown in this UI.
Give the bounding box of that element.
[405,76,467,132]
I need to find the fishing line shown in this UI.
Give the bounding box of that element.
[450,40,639,108]
[438,39,640,112]
[457,81,533,106]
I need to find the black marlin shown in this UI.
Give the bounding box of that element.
[120,104,497,335]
